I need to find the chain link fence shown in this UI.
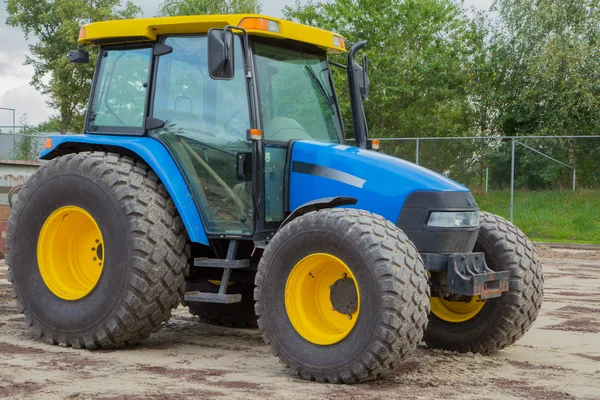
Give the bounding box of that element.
[0,131,50,160]
[1,131,598,242]
[368,135,600,243]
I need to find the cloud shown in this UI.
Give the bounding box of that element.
[0,84,53,126]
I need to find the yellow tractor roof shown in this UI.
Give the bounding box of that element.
[79,14,346,54]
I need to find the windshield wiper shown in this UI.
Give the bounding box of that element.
[297,49,336,114]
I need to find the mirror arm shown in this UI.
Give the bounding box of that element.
[347,41,369,149]
[223,25,250,73]
[223,25,259,128]
[329,60,347,70]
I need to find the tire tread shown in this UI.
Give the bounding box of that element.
[254,208,430,383]
[6,152,190,349]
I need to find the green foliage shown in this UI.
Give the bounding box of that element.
[6,0,141,134]
[474,190,600,243]
[157,0,261,16]
[492,0,600,137]
[285,0,480,140]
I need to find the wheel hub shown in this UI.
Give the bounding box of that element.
[329,277,358,315]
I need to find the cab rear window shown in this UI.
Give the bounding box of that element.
[88,47,152,133]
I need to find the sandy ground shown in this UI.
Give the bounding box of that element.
[0,247,599,400]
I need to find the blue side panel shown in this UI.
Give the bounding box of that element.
[290,141,470,223]
[40,135,209,246]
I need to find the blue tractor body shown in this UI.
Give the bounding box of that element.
[40,134,211,245]
[289,140,468,223]
[41,135,473,252]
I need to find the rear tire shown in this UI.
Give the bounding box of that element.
[186,280,257,328]
[255,208,429,383]
[6,152,189,348]
[424,212,543,353]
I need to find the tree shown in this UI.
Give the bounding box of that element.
[284,0,482,139]
[482,0,600,188]
[6,0,141,134]
[157,0,261,16]
[284,0,489,184]
[492,0,600,138]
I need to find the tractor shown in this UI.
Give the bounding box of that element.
[6,14,543,383]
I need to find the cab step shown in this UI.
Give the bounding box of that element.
[185,240,245,304]
[184,291,242,304]
[193,258,250,269]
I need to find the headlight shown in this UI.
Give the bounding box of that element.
[427,211,480,228]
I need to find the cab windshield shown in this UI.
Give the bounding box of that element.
[253,42,343,143]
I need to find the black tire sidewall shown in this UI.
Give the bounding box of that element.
[261,225,381,370]
[425,212,540,351]
[11,167,130,334]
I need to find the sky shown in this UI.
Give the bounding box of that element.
[0,0,493,127]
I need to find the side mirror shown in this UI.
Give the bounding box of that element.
[207,28,235,80]
[68,49,90,64]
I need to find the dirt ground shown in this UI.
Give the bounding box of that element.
[0,246,599,400]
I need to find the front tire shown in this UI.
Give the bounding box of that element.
[425,212,543,353]
[6,152,189,348]
[255,209,430,383]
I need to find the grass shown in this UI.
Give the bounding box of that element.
[473,190,600,244]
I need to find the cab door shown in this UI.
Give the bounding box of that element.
[150,35,254,236]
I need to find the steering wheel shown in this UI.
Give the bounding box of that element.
[223,106,248,134]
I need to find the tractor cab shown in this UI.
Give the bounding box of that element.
[72,15,357,239]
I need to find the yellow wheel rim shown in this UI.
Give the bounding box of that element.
[37,206,104,301]
[285,253,360,345]
[208,280,234,286]
[430,296,484,323]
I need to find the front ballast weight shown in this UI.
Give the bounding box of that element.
[422,252,510,299]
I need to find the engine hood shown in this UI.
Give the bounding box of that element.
[288,141,470,223]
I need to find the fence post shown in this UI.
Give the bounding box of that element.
[510,138,515,222]
[573,169,576,192]
[415,138,419,165]
[485,167,489,194]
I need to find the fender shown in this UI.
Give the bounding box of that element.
[40,134,210,246]
[280,196,358,229]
